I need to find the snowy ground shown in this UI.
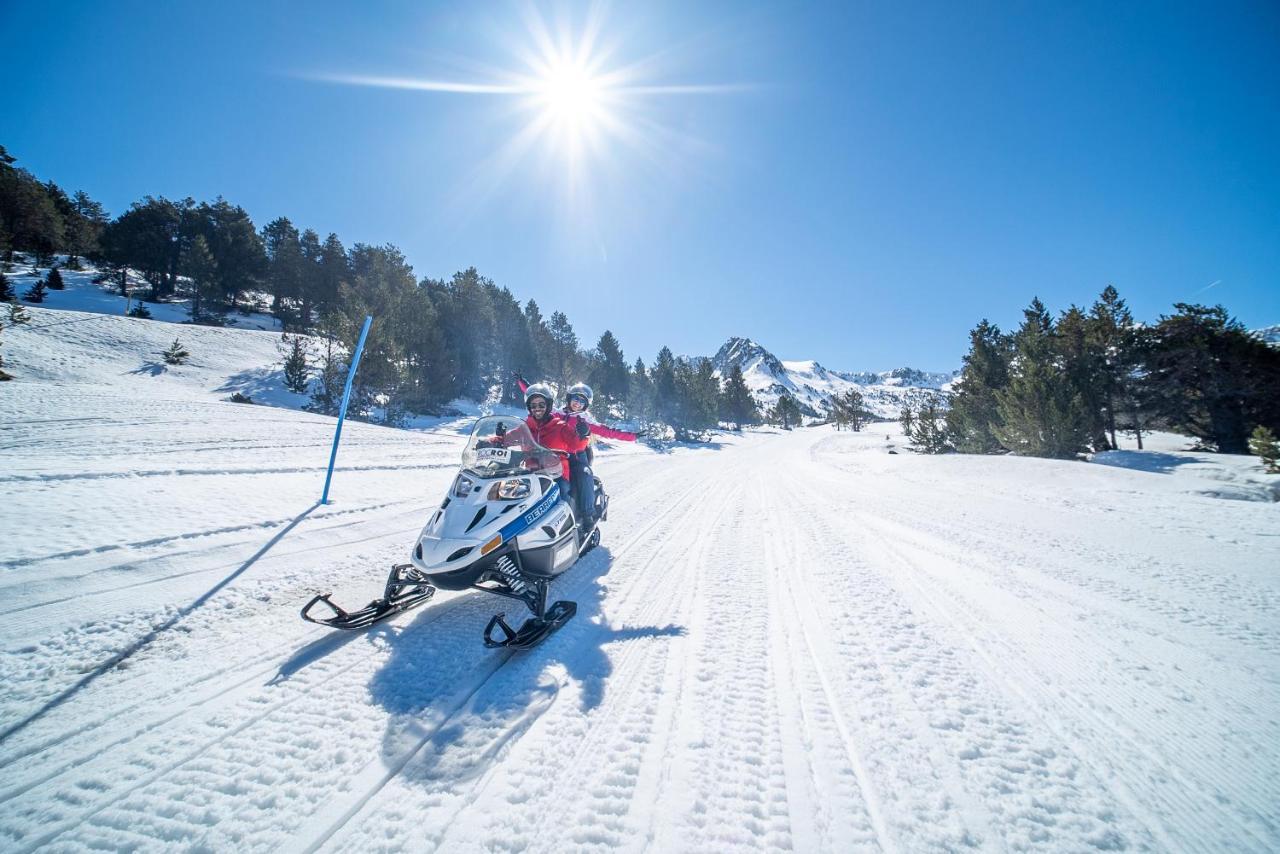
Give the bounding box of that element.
[1,307,1278,852]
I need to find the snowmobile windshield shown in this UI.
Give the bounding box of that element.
[461,415,564,479]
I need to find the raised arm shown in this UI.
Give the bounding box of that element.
[588,422,637,442]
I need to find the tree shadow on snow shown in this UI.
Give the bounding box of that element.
[1091,450,1199,474]
[127,360,168,377]
[215,367,290,402]
[363,543,685,788]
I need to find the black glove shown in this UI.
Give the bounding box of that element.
[495,422,507,438]
[575,418,591,439]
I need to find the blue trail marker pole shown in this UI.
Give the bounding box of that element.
[321,315,373,505]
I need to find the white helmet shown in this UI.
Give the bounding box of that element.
[524,382,555,410]
[566,382,593,409]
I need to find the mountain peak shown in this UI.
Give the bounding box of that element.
[711,337,786,378]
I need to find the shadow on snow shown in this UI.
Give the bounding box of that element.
[1091,450,1202,474]
[353,543,684,789]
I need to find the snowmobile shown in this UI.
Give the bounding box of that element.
[301,414,607,649]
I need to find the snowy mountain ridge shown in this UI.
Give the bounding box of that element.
[710,336,957,419]
[1254,324,1280,347]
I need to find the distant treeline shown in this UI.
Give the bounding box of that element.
[0,143,768,435]
[902,287,1280,457]
[5,143,1275,454]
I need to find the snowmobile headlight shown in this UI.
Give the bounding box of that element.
[454,474,475,497]
[488,478,530,501]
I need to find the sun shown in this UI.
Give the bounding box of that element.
[536,61,606,129]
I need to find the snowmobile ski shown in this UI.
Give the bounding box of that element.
[300,563,435,630]
[483,600,577,649]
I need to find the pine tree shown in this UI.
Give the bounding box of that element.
[8,302,31,325]
[1087,285,1135,449]
[945,320,1010,453]
[400,286,452,411]
[899,402,915,439]
[99,196,192,299]
[23,277,47,303]
[1137,304,1280,454]
[67,190,108,267]
[45,266,64,290]
[297,228,322,328]
[521,299,551,382]
[672,357,720,437]
[828,389,868,431]
[0,160,64,264]
[1056,305,1107,450]
[487,284,535,404]
[281,333,310,393]
[588,330,630,409]
[719,363,759,429]
[430,266,496,400]
[772,393,802,429]
[315,233,349,323]
[0,272,14,302]
[181,234,220,322]
[307,314,348,416]
[651,347,679,426]
[341,245,418,417]
[992,298,1089,458]
[547,310,580,393]
[162,338,190,365]
[190,198,267,309]
[127,303,152,318]
[261,217,305,325]
[904,393,951,453]
[628,357,653,422]
[1249,426,1280,473]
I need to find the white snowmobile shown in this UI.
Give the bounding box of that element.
[301,414,607,649]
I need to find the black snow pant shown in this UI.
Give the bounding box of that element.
[569,451,596,524]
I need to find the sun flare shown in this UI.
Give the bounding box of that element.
[308,8,743,209]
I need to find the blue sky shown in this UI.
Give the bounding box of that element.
[6,1,1278,370]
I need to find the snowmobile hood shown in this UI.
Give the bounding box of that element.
[415,474,564,571]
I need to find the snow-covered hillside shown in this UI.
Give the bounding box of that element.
[2,255,282,331]
[2,291,1279,852]
[711,336,957,418]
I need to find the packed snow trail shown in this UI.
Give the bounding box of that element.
[2,380,1278,849]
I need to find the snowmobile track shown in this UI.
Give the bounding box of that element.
[858,514,1277,851]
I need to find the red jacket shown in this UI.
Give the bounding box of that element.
[525,412,588,480]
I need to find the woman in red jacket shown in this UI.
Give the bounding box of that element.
[563,382,636,528]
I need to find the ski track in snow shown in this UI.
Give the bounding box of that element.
[1,382,1278,851]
